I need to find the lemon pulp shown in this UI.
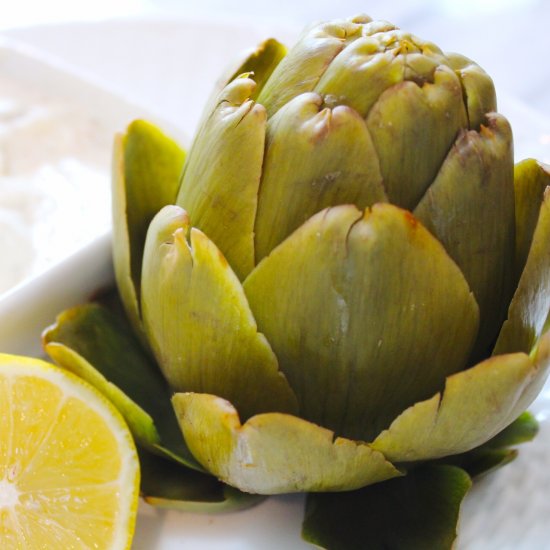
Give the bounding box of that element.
[0,354,139,549]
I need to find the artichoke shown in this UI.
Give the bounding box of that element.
[44,14,550,548]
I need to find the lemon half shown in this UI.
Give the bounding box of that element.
[0,354,140,549]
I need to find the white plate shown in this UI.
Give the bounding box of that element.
[1,19,550,550]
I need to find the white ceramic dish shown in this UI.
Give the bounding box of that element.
[0,38,185,356]
[1,19,550,550]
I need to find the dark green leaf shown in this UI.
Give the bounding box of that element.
[302,465,471,550]
[456,449,517,479]
[440,411,538,478]
[484,411,538,449]
[139,449,264,513]
[43,302,202,471]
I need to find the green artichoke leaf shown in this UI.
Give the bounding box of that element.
[414,113,515,358]
[112,120,185,338]
[372,330,550,462]
[226,38,287,100]
[172,392,402,494]
[245,204,480,442]
[139,449,264,513]
[176,76,266,280]
[253,93,386,261]
[440,411,537,479]
[514,159,550,277]
[141,205,298,421]
[257,17,365,117]
[42,302,202,471]
[481,410,539,449]
[445,52,497,130]
[448,449,518,480]
[366,66,468,209]
[195,38,286,145]
[494,167,550,356]
[302,464,471,550]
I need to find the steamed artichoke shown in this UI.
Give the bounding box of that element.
[44,14,550,548]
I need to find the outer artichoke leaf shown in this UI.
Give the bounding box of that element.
[452,449,518,480]
[112,120,185,338]
[372,331,550,462]
[226,38,287,100]
[257,17,364,117]
[366,66,468,210]
[302,464,471,550]
[414,113,515,358]
[440,411,537,479]
[42,303,202,471]
[197,38,287,130]
[253,93,386,262]
[113,134,142,340]
[176,77,266,280]
[139,449,264,513]
[445,52,497,130]
[482,410,539,449]
[245,204,479,442]
[172,392,402,494]
[513,159,550,277]
[141,206,298,421]
[494,182,550,356]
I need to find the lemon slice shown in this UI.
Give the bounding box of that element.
[0,354,140,549]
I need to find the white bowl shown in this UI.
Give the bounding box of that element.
[0,37,185,356]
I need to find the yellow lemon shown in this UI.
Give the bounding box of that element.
[0,354,140,549]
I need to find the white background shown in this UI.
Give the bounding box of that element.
[2,0,550,119]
